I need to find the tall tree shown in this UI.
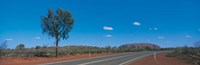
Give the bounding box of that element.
[41,8,74,57]
[16,44,25,50]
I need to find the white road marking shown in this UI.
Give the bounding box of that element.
[119,52,161,65]
[39,54,116,65]
[118,54,151,65]
[39,53,130,65]
[78,54,134,65]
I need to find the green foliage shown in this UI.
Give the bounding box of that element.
[160,47,175,51]
[34,46,50,57]
[34,50,50,57]
[16,44,25,50]
[1,43,160,57]
[105,46,111,53]
[168,46,200,65]
[118,43,160,51]
[41,8,74,40]
[14,44,26,57]
[35,46,41,49]
[41,8,74,57]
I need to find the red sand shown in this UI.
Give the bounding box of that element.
[128,53,192,65]
[0,53,125,65]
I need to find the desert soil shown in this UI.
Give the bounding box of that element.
[127,53,192,65]
[0,53,122,65]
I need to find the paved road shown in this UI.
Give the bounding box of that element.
[41,51,159,65]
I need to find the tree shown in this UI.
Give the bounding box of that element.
[15,44,25,56]
[35,46,41,49]
[0,41,7,57]
[105,46,111,53]
[145,46,152,51]
[16,44,25,50]
[41,8,74,57]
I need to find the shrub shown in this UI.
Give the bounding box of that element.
[168,47,200,65]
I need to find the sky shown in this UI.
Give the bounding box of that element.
[0,0,200,48]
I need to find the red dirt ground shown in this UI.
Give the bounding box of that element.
[0,53,125,65]
[128,53,192,65]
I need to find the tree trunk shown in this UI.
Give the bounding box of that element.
[55,38,59,57]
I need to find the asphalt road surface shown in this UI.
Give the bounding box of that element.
[41,51,159,65]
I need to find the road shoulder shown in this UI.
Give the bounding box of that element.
[0,53,127,65]
[127,53,192,65]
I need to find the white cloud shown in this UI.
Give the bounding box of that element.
[158,36,165,39]
[154,28,158,30]
[103,26,113,31]
[133,22,141,26]
[5,38,13,41]
[34,37,41,39]
[149,28,158,31]
[186,35,192,38]
[105,34,112,38]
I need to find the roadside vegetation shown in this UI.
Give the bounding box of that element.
[167,41,200,65]
[0,42,160,58]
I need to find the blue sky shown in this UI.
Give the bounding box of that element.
[0,0,200,48]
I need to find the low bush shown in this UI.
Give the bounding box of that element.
[168,46,200,65]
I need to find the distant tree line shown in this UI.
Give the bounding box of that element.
[118,43,160,51]
[0,42,161,57]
